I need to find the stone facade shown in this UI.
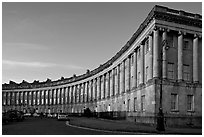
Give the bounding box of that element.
[2,5,202,127]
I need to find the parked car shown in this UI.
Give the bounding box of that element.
[2,112,10,124]
[24,113,31,117]
[57,113,69,121]
[6,110,24,122]
[33,113,40,117]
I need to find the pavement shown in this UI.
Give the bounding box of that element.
[68,116,202,135]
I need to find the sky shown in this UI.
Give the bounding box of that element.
[2,2,202,84]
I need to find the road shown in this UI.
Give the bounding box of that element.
[2,117,131,135]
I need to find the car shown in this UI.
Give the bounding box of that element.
[57,113,69,121]
[24,113,31,117]
[7,110,24,122]
[47,113,53,118]
[33,113,40,117]
[2,112,10,124]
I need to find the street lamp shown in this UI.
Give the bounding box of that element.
[156,39,169,131]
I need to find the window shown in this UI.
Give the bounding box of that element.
[168,34,174,47]
[127,99,130,112]
[145,39,149,54]
[187,95,194,111]
[134,97,137,111]
[131,54,134,65]
[171,93,178,110]
[183,40,189,50]
[115,68,117,75]
[145,66,149,82]
[141,95,145,111]
[137,72,140,86]
[167,63,174,79]
[183,64,190,81]
[138,48,141,58]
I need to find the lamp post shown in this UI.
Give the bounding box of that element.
[156,39,169,131]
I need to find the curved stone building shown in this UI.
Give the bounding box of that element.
[2,5,202,127]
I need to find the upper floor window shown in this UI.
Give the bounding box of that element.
[115,68,117,75]
[145,66,149,82]
[183,39,190,50]
[137,48,141,58]
[131,54,134,65]
[168,34,174,47]
[145,39,149,54]
[183,64,190,81]
[137,72,140,86]
[167,63,174,79]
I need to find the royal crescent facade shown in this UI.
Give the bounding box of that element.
[2,5,202,127]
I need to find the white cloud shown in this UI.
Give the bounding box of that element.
[3,60,55,68]
[3,42,48,50]
[2,59,84,70]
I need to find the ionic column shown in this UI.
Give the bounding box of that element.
[78,84,81,103]
[86,82,89,102]
[83,83,86,102]
[72,86,75,103]
[89,81,93,101]
[68,87,71,104]
[84,83,87,102]
[94,78,97,100]
[97,77,101,100]
[60,88,63,105]
[140,43,145,84]
[162,29,168,79]
[65,87,68,104]
[110,70,113,96]
[16,92,19,105]
[2,92,6,105]
[193,34,199,82]
[74,85,77,103]
[92,80,95,101]
[101,75,104,99]
[125,56,131,92]
[7,92,10,106]
[28,91,31,106]
[104,74,107,99]
[53,89,56,105]
[178,31,183,81]
[55,89,58,105]
[153,27,160,78]
[5,92,8,106]
[115,67,119,95]
[105,73,109,98]
[77,84,80,103]
[132,49,137,88]
[122,61,125,93]
[31,91,34,106]
[49,90,52,105]
[148,32,153,80]
[46,90,49,105]
[120,63,124,94]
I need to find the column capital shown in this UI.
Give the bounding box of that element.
[153,26,160,31]
[148,30,153,36]
[178,30,186,36]
[194,33,201,39]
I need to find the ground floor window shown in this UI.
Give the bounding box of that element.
[187,95,194,111]
[141,95,145,111]
[171,93,178,111]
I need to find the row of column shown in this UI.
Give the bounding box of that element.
[153,27,200,82]
[3,27,200,106]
